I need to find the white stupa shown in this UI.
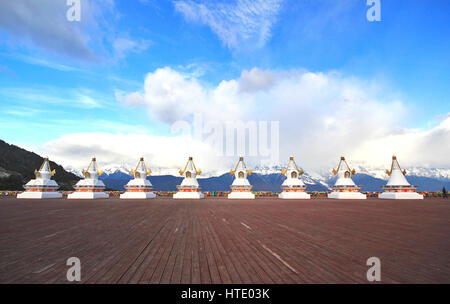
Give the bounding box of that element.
[67,158,109,199]
[279,157,310,199]
[328,157,366,199]
[173,157,204,199]
[17,158,62,199]
[228,157,255,199]
[120,157,156,199]
[379,156,423,199]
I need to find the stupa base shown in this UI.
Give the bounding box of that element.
[228,191,255,199]
[278,192,310,199]
[328,192,366,199]
[379,192,423,199]
[67,192,109,199]
[120,192,156,199]
[17,191,62,199]
[173,192,204,199]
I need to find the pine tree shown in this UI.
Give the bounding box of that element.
[443,187,448,198]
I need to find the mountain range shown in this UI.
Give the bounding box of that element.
[1,138,449,192]
[92,169,450,192]
[94,171,330,192]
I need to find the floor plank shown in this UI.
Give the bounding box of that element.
[0,197,449,283]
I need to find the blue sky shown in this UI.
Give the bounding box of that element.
[0,0,449,171]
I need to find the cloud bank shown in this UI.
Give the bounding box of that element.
[43,132,226,176]
[41,67,450,173]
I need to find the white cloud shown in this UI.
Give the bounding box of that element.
[118,67,275,124]
[174,0,283,49]
[353,117,450,169]
[40,66,450,173]
[118,67,220,124]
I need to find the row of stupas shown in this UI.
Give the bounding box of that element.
[17,156,423,200]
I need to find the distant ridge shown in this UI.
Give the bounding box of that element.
[0,139,80,190]
[99,169,450,192]
[100,171,332,192]
[1,139,449,192]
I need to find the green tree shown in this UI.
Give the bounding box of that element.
[442,187,448,198]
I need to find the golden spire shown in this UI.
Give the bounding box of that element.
[332,156,356,175]
[82,157,103,178]
[281,156,304,176]
[230,156,252,176]
[179,157,201,176]
[386,155,406,176]
[35,157,55,178]
[130,157,152,177]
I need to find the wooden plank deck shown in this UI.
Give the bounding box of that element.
[0,197,449,284]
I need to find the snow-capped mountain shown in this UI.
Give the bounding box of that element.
[400,167,450,180]
[64,164,133,178]
[102,164,131,175]
[63,163,450,192]
[353,165,450,181]
[65,163,450,180]
[63,166,83,178]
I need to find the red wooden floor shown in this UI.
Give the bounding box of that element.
[0,197,449,284]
